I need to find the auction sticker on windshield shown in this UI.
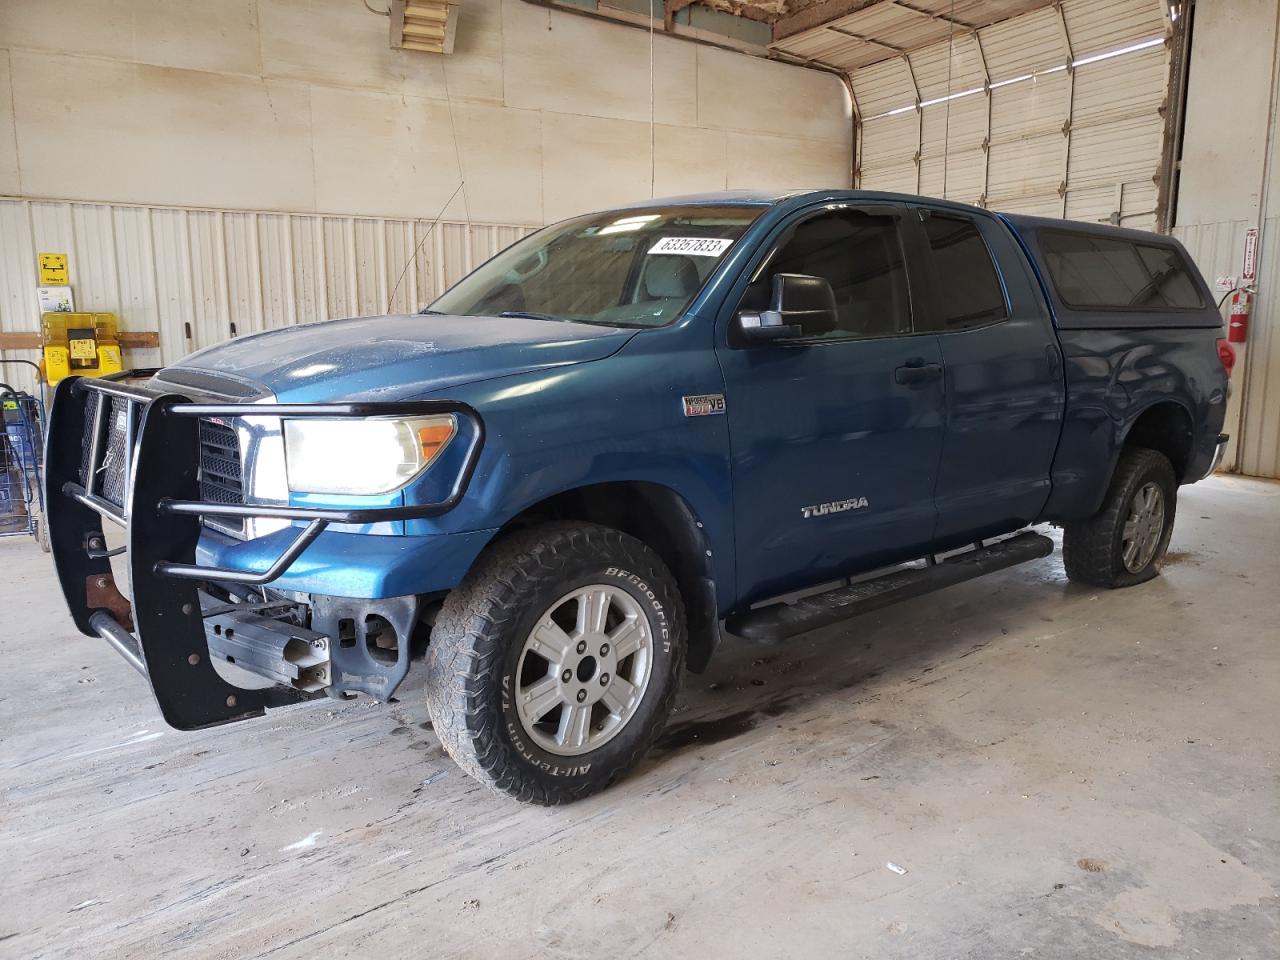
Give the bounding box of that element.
[649,237,734,257]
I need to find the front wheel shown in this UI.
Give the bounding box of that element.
[423,522,686,804]
[1063,446,1177,588]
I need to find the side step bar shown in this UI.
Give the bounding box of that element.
[725,532,1054,643]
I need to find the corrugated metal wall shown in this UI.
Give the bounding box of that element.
[849,0,1170,228]
[1172,0,1280,482]
[1177,217,1280,480]
[1238,213,1280,477]
[0,197,535,394]
[1172,220,1252,471]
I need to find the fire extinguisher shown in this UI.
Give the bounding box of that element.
[1227,290,1252,343]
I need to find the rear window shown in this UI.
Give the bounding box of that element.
[1040,231,1204,310]
[920,214,1008,330]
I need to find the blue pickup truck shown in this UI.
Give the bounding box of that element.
[46,189,1233,803]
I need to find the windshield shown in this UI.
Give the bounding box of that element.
[429,205,764,328]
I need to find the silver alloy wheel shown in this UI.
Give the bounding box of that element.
[514,584,653,757]
[1121,481,1166,573]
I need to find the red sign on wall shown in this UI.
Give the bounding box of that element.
[1243,227,1258,282]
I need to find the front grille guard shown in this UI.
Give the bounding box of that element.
[45,372,484,729]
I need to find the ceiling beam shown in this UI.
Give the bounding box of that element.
[890,0,976,31]
[773,0,882,42]
[772,48,854,73]
[826,24,906,53]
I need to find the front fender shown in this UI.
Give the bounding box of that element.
[407,324,737,606]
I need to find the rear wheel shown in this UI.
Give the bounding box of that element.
[423,522,685,804]
[1063,447,1177,588]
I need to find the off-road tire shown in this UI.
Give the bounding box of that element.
[1063,446,1177,588]
[423,522,686,804]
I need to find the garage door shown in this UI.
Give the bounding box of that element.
[780,0,1174,229]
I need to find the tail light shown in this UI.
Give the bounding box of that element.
[1217,338,1236,377]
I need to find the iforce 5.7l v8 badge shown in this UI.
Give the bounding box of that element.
[682,394,726,417]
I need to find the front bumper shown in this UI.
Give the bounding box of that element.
[44,372,483,729]
[196,525,496,599]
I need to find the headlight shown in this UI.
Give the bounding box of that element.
[283,416,457,495]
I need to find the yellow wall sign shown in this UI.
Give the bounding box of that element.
[38,252,68,285]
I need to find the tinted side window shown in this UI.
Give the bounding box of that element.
[1040,232,1205,309]
[741,210,911,340]
[920,214,1008,331]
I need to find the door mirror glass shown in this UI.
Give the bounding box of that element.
[737,273,838,342]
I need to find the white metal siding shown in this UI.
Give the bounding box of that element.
[0,196,535,394]
[847,0,1171,226]
[1172,0,1280,480]
[1239,216,1280,476]
[1179,213,1280,480]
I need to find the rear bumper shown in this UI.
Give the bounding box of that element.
[44,372,484,729]
[1191,432,1230,483]
[1208,432,1230,477]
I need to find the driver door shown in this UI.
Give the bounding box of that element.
[714,204,946,605]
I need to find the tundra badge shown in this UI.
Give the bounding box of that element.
[682,394,726,417]
[802,497,869,519]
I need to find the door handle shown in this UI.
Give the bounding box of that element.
[895,362,943,386]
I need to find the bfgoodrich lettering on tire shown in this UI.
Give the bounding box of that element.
[423,522,686,804]
[1063,446,1177,589]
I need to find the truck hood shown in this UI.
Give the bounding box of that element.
[162,313,636,401]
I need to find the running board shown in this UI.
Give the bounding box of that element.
[725,532,1054,643]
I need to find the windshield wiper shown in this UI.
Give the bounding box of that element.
[499,310,564,323]
[418,308,444,315]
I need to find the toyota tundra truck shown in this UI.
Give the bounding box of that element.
[45,189,1233,803]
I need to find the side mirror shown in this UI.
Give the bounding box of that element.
[736,273,838,342]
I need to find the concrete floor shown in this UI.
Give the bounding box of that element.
[1,474,1277,960]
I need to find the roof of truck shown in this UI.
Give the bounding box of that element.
[1000,211,1177,245]
[615,188,997,210]
[611,190,1171,244]
[612,188,1011,219]
[609,189,807,208]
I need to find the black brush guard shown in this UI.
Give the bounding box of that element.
[44,372,483,730]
